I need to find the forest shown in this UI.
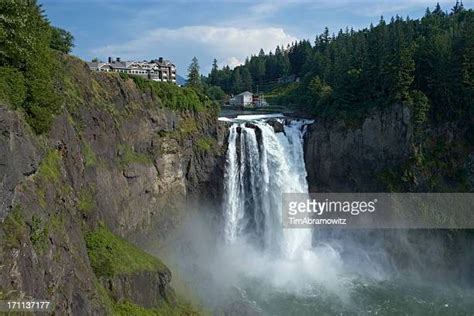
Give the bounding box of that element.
[206,2,473,125]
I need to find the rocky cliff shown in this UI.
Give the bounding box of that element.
[303,103,474,284]
[304,103,473,193]
[0,55,226,314]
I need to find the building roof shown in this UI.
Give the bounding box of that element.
[237,91,253,96]
[88,58,176,73]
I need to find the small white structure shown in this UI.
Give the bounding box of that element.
[230,91,253,107]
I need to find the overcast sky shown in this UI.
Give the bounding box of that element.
[41,0,473,76]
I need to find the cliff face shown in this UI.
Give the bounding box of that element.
[303,103,474,283]
[304,104,473,192]
[304,104,413,192]
[0,56,225,314]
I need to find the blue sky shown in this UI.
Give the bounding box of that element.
[41,0,473,76]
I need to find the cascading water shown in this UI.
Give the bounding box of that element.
[222,115,313,258]
[160,113,474,315]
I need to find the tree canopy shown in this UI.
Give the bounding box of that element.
[206,2,474,125]
[0,0,68,133]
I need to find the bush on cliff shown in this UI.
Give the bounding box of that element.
[130,75,216,112]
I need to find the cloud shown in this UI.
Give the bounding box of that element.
[92,26,297,73]
[283,0,461,17]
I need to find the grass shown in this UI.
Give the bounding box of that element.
[37,149,62,183]
[2,205,27,249]
[159,118,199,140]
[85,225,168,278]
[196,137,215,153]
[118,144,153,167]
[35,149,62,208]
[178,118,198,136]
[29,216,49,253]
[113,300,202,316]
[78,186,95,213]
[82,141,98,168]
[93,279,115,314]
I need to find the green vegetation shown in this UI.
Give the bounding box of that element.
[159,117,200,141]
[50,26,74,54]
[2,205,27,249]
[85,225,167,277]
[118,144,153,167]
[130,75,214,112]
[410,90,431,126]
[187,56,201,88]
[91,267,203,316]
[29,216,49,253]
[0,0,71,134]
[196,137,215,153]
[208,2,473,126]
[0,67,26,109]
[37,150,62,184]
[93,279,114,314]
[114,300,201,316]
[82,141,98,168]
[178,118,198,135]
[1,206,64,254]
[78,186,95,213]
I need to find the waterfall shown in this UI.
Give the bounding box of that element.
[222,116,313,258]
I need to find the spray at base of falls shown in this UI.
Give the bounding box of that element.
[155,114,474,314]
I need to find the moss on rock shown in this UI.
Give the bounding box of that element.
[113,300,201,316]
[85,225,167,278]
[37,149,62,184]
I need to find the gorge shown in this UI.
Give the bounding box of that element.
[1,49,473,316]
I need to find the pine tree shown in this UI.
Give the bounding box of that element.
[209,58,218,85]
[451,0,464,15]
[187,56,201,88]
[231,67,243,94]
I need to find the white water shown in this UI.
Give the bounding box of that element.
[223,117,313,258]
[157,115,474,315]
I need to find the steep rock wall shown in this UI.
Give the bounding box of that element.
[0,56,226,314]
[304,104,413,192]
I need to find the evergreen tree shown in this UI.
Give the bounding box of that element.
[0,0,61,134]
[230,67,243,94]
[187,56,201,88]
[209,58,218,85]
[206,2,473,124]
[241,68,253,91]
[50,26,74,53]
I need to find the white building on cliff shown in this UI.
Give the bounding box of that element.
[87,57,176,84]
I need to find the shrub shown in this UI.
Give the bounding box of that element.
[117,144,153,167]
[29,216,49,253]
[2,205,27,249]
[411,90,431,126]
[196,137,215,153]
[130,75,214,112]
[0,67,26,109]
